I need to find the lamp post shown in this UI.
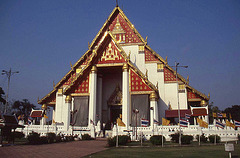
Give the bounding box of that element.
[150,107,154,135]
[133,109,139,140]
[171,62,188,146]
[2,68,19,114]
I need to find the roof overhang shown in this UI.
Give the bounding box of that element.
[165,109,191,118]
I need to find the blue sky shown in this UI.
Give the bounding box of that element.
[0,0,239,110]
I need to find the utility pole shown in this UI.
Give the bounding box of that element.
[171,62,188,146]
[2,68,19,114]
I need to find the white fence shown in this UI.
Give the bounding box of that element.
[17,124,240,142]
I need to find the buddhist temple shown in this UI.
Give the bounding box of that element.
[37,6,210,137]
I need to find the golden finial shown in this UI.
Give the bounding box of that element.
[70,62,73,70]
[208,93,210,98]
[53,80,55,88]
[88,42,90,49]
[42,104,47,110]
[71,73,73,83]
[128,51,131,59]
[156,82,158,90]
[37,97,39,102]
[165,56,168,63]
[168,102,172,110]
[187,75,189,82]
[145,36,148,44]
[145,69,148,78]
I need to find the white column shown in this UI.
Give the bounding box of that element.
[64,95,72,131]
[89,66,97,126]
[150,92,159,127]
[122,63,130,128]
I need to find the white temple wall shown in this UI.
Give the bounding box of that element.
[122,45,146,73]
[179,88,188,109]
[145,62,167,121]
[164,83,178,110]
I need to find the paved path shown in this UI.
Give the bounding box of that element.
[0,139,108,158]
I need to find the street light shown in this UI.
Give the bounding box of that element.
[171,62,188,146]
[2,68,19,114]
[133,109,139,140]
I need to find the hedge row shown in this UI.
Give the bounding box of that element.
[170,133,221,144]
[27,132,92,145]
[107,135,131,147]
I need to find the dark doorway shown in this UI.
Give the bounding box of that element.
[110,106,122,124]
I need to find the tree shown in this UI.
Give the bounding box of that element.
[208,102,221,124]
[12,99,36,123]
[224,105,240,121]
[0,87,6,104]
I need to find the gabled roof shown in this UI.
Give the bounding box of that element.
[39,6,209,104]
[63,31,158,95]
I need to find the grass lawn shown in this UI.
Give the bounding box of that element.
[85,144,240,158]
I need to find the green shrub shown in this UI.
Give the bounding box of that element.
[150,135,166,145]
[40,136,48,144]
[118,135,131,145]
[46,133,56,143]
[107,135,130,147]
[170,133,180,143]
[170,133,193,144]
[55,135,62,142]
[196,134,208,143]
[208,135,221,143]
[107,137,116,147]
[13,131,25,139]
[181,135,193,144]
[27,132,41,145]
[82,134,92,140]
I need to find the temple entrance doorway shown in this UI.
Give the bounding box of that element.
[110,106,122,124]
[108,84,122,125]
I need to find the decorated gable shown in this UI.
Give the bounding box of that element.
[145,48,158,62]
[187,89,202,100]
[70,74,89,94]
[164,68,180,82]
[63,72,77,86]
[97,40,125,64]
[71,75,89,93]
[130,69,152,92]
[82,52,94,65]
[109,14,142,44]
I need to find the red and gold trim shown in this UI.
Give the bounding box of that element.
[70,74,89,94]
[97,40,125,64]
[164,67,180,82]
[187,91,201,99]
[109,14,141,44]
[130,69,152,92]
[145,47,158,62]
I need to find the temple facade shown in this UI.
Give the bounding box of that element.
[37,6,210,136]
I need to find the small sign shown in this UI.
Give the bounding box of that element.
[225,144,234,152]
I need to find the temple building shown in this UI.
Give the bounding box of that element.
[38,6,210,134]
